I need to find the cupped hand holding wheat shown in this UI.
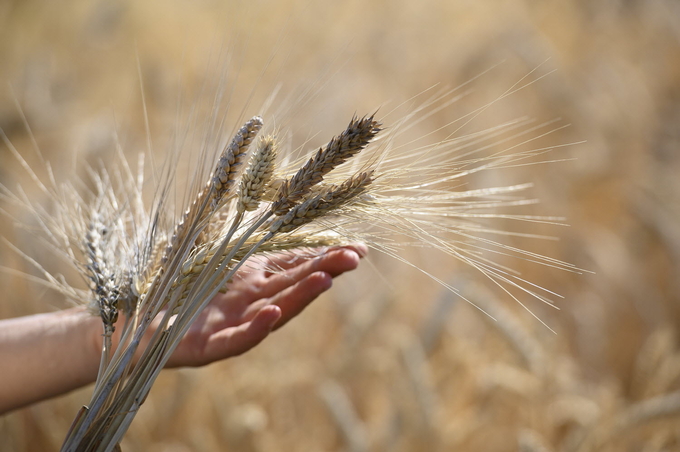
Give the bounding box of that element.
[118,244,366,368]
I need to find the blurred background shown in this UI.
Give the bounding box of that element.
[1,0,680,451]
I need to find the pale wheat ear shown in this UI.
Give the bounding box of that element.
[209,116,264,212]
[160,116,263,266]
[237,134,278,213]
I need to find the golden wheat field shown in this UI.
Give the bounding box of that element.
[1,0,680,451]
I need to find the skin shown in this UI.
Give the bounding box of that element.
[0,245,366,415]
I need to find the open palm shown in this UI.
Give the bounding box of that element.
[163,245,366,368]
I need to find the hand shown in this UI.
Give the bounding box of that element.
[0,246,367,414]
[164,244,367,367]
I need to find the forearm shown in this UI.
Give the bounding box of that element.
[0,248,365,414]
[0,307,102,414]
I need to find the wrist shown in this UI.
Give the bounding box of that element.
[66,306,106,384]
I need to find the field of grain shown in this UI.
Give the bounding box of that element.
[1,1,680,451]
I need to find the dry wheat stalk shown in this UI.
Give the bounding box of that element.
[570,391,680,452]
[319,380,370,452]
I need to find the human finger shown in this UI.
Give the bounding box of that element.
[268,270,333,330]
[258,243,369,277]
[257,248,360,300]
[198,305,282,364]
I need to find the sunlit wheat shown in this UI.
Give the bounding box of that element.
[1,86,580,451]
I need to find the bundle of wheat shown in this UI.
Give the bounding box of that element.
[2,85,576,450]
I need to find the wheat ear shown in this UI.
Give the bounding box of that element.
[270,170,375,234]
[162,116,263,263]
[237,135,278,213]
[209,116,264,212]
[271,115,381,215]
[84,214,119,332]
